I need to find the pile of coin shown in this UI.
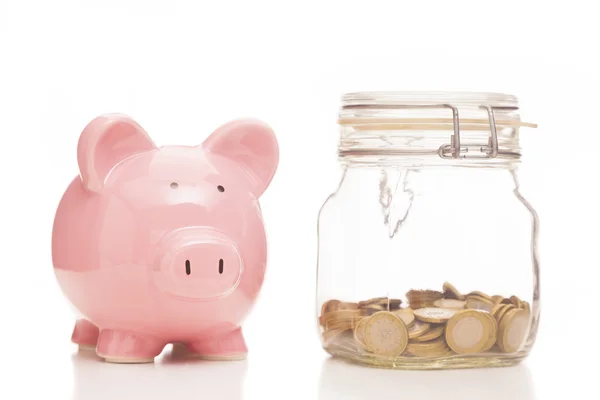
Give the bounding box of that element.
[320,282,531,359]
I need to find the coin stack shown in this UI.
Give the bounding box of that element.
[320,282,531,359]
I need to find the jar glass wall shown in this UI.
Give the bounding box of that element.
[316,92,540,369]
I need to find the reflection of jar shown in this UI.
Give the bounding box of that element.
[316,92,540,369]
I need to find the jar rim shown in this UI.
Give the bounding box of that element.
[341,91,519,109]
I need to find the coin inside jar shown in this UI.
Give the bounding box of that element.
[413,324,445,342]
[465,297,494,312]
[445,309,497,354]
[497,308,530,353]
[414,307,457,323]
[363,311,409,356]
[433,299,466,309]
[407,320,430,339]
[392,308,416,327]
[442,282,465,301]
[353,315,370,348]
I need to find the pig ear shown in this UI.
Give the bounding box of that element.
[77,114,156,193]
[202,119,279,197]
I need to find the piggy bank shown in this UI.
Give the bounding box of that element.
[52,114,279,363]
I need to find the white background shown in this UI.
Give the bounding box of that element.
[0,1,598,399]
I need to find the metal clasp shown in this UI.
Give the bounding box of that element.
[438,105,519,159]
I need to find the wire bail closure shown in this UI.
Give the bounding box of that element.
[372,104,518,159]
[434,104,518,159]
[339,102,523,160]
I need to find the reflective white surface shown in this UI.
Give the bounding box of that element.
[71,348,249,400]
[65,347,540,400]
[319,359,535,400]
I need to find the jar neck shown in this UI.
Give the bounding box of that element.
[338,165,521,197]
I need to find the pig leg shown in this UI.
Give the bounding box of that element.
[96,330,165,364]
[71,319,99,350]
[186,327,248,360]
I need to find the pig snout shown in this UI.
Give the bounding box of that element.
[153,228,243,300]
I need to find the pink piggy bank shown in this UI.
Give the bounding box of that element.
[52,114,279,363]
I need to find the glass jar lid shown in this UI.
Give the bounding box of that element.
[338,91,537,164]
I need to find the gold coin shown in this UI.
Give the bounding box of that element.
[497,308,530,353]
[361,303,386,312]
[339,301,359,310]
[413,325,445,342]
[481,311,498,352]
[326,319,353,331]
[510,295,522,308]
[492,295,504,304]
[327,313,364,331]
[407,344,453,358]
[358,297,402,309]
[321,299,341,316]
[433,299,466,309]
[408,320,431,339]
[495,304,516,323]
[406,290,443,308]
[445,309,497,354]
[491,303,507,318]
[442,282,465,300]
[467,291,493,301]
[353,315,370,348]
[414,307,457,323]
[465,297,494,312]
[392,308,416,327]
[364,311,409,356]
[521,301,531,314]
[322,309,360,324]
[406,337,448,357]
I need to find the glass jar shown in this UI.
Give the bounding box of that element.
[316,92,540,369]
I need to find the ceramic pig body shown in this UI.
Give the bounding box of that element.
[52,115,278,363]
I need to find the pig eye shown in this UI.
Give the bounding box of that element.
[217,185,225,192]
[170,182,179,189]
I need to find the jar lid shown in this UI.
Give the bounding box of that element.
[337,91,537,161]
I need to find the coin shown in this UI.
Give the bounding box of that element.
[465,297,494,312]
[408,344,453,358]
[358,297,387,307]
[468,291,493,301]
[413,324,445,342]
[492,295,503,304]
[481,311,498,352]
[414,307,457,323]
[510,295,522,308]
[353,315,370,348]
[433,299,466,309]
[361,303,386,312]
[321,299,341,315]
[445,309,497,354]
[521,301,531,314]
[491,303,507,318]
[322,309,360,324]
[408,320,431,339]
[497,308,529,353]
[442,282,465,301]
[406,290,443,308]
[364,311,409,356]
[392,308,416,327]
[406,337,448,357]
[495,304,516,323]
[339,301,359,310]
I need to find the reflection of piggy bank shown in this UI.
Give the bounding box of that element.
[52,114,279,363]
